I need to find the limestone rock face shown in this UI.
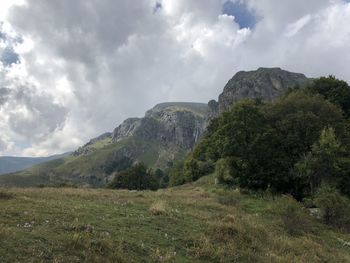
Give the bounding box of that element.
[112,102,208,150]
[208,67,309,118]
[112,118,141,142]
[73,102,208,162]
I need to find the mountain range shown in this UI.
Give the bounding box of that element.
[0,67,310,187]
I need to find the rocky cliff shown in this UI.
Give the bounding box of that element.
[74,102,208,159]
[112,102,207,149]
[208,67,309,118]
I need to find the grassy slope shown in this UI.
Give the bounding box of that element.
[0,136,171,187]
[1,177,349,262]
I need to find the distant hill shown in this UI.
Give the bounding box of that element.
[0,102,208,187]
[0,152,71,175]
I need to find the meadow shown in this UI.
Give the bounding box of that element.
[0,177,350,262]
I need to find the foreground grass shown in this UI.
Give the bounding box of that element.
[0,181,350,262]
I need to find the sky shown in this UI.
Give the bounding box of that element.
[0,0,350,157]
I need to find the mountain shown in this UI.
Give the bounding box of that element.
[0,68,312,187]
[0,102,208,187]
[0,153,71,175]
[208,67,310,118]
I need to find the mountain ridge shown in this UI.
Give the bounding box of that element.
[0,68,312,187]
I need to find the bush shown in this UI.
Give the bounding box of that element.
[314,185,350,229]
[273,196,313,236]
[0,191,14,200]
[108,163,159,190]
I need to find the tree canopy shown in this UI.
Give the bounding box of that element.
[172,77,350,199]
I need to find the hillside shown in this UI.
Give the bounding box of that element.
[0,153,71,175]
[0,102,208,187]
[1,180,349,262]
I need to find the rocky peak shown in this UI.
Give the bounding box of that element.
[73,102,208,158]
[208,67,309,118]
[112,102,208,149]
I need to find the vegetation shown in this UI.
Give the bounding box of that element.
[176,76,350,201]
[314,185,350,229]
[2,76,350,262]
[306,76,350,116]
[1,182,350,262]
[108,163,167,191]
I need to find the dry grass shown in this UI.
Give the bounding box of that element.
[0,183,350,262]
[149,200,168,216]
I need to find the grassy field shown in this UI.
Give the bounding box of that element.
[0,177,350,262]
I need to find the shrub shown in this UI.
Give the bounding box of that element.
[0,191,14,200]
[273,196,313,236]
[108,163,159,190]
[314,185,350,229]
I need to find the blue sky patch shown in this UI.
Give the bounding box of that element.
[1,47,20,66]
[222,0,257,29]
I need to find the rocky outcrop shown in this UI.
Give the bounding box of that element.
[73,132,112,156]
[74,102,208,159]
[208,67,310,118]
[112,118,141,142]
[112,102,208,150]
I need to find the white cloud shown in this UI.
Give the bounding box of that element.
[0,0,350,156]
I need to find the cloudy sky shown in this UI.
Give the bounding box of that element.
[0,0,350,157]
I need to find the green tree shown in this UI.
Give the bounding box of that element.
[187,100,284,191]
[108,162,158,190]
[263,91,345,160]
[168,160,186,186]
[306,76,350,116]
[295,127,344,197]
